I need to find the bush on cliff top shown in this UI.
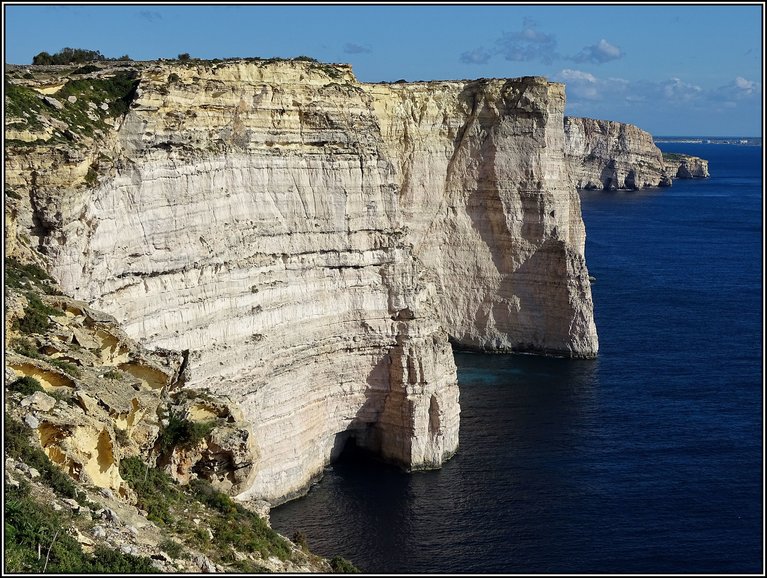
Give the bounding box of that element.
[31,47,131,65]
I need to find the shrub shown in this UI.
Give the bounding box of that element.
[5,257,52,290]
[103,369,123,380]
[157,413,216,455]
[4,413,82,501]
[178,53,191,61]
[84,166,99,186]
[189,478,237,515]
[330,556,361,573]
[158,539,183,559]
[72,64,100,75]
[14,292,62,334]
[168,72,180,83]
[10,337,41,358]
[119,456,180,525]
[32,47,106,65]
[4,484,155,573]
[48,358,81,377]
[8,376,44,396]
[292,529,309,550]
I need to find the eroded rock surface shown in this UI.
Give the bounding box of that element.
[6,60,598,504]
[662,153,710,178]
[565,116,672,190]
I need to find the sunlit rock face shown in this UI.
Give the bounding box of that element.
[564,116,672,190]
[9,60,597,503]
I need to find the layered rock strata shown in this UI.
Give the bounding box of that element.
[662,153,710,178]
[6,60,598,503]
[564,116,672,190]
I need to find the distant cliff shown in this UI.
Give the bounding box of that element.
[564,116,671,190]
[662,152,710,178]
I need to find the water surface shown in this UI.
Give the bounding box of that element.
[271,143,763,573]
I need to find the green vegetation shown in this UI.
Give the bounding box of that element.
[119,456,291,567]
[157,412,216,455]
[178,53,191,61]
[662,152,686,161]
[5,70,139,146]
[5,482,154,573]
[168,72,181,83]
[8,376,44,396]
[10,337,41,359]
[72,64,101,75]
[31,47,131,65]
[56,69,140,123]
[119,456,181,525]
[14,292,62,335]
[84,165,99,186]
[103,369,123,380]
[5,257,53,291]
[158,538,184,559]
[330,555,362,573]
[4,80,46,131]
[5,414,83,502]
[48,358,81,377]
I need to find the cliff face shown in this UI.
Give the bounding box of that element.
[662,153,710,178]
[564,116,672,190]
[5,60,597,504]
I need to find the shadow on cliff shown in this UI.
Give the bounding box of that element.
[327,354,392,466]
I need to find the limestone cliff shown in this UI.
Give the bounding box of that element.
[662,152,710,178]
[564,116,672,190]
[5,59,597,505]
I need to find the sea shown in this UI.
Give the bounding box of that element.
[271,142,764,574]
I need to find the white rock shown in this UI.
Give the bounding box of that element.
[67,95,77,103]
[93,525,107,539]
[43,96,64,110]
[18,61,599,505]
[20,391,56,412]
[23,414,39,429]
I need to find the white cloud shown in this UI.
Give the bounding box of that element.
[460,48,492,65]
[570,38,624,64]
[558,69,597,83]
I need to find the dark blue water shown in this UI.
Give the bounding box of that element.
[271,143,763,573]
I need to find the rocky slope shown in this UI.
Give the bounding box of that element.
[662,152,710,178]
[5,59,598,506]
[564,116,672,190]
[4,263,337,572]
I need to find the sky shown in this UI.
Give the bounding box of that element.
[3,3,764,136]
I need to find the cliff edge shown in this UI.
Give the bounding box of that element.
[5,59,597,505]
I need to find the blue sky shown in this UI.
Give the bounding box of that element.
[4,3,763,136]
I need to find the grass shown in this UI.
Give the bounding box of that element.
[48,358,81,377]
[5,71,139,144]
[119,455,292,567]
[14,292,63,335]
[4,482,155,573]
[119,456,181,525]
[10,337,41,359]
[4,79,46,131]
[5,413,85,504]
[5,257,53,291]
